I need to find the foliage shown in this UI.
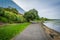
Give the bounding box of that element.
[24,9,39,22]
[16,15,26,23]
[0,16,8,23]
[4,6,19,14]
[0,7,25,23]
[0,7,5,16]
[40,17,48,22]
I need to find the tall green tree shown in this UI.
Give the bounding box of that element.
[24,9,39,22]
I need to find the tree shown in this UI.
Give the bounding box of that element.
[0,7,25,23]
[24,9,39,22]
[0,7,5,16]
[4,6,18,14]
[40,17,48,21]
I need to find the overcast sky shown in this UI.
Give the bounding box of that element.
[13,0,60,19]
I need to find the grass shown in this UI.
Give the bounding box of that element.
[0,23,30,40]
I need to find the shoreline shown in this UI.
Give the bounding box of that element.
[41,23,60,40]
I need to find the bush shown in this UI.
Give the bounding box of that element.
[0,7,27,23]
[0,16,8,23]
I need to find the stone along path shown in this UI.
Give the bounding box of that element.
[12,23,51,40]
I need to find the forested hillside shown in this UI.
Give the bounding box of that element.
[0,7,26,23]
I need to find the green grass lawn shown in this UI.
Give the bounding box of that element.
[0,23,30,40]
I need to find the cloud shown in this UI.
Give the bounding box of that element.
[13,0,60,19]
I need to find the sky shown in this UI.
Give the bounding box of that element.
[13,0,60,19]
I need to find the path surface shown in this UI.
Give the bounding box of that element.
[12,23,51,40]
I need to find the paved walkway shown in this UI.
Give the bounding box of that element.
[12,23,51,40]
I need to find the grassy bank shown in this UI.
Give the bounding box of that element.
[0,23,30,40]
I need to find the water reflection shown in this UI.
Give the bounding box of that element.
[44,20,60,33]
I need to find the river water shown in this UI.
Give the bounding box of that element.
[44,20,60,33]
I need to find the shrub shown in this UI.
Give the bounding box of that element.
[0,16,8,23]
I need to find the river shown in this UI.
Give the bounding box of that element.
[44,19,60,33]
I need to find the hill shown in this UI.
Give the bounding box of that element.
[0,7,26,23]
